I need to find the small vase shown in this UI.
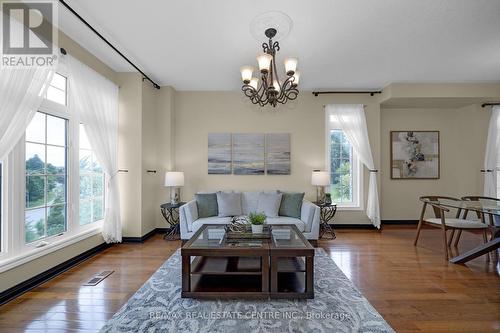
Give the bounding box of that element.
[251,224,264,234]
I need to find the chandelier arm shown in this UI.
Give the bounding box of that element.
[259,74,269,101]
[279,75,294,97]
[272,56,285,100]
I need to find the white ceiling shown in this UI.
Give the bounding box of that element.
[59,0,500,91]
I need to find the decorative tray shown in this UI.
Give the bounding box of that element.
[225,225,272,239]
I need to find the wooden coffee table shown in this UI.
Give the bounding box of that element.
[181,224,314,299]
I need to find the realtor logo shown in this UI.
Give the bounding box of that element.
[1,0,58,67]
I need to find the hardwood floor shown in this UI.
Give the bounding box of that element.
[0,225,498,332]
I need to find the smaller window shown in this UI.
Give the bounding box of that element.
[327,114,362,209]
[45,73,67,106]
[79,125,105,225]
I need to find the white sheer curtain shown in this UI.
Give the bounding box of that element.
[0,67,53,160]
[327,104,381,228]
[68,56,122,243]
[484,106,500,198]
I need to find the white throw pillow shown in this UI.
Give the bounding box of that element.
[256,192,283,218]
[217,191,242,217]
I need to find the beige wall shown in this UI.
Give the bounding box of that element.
[155,87,176,228]
[173,88,497,224]
[174,91,381,224]
[116,73,143,237]
[380,106,489,220]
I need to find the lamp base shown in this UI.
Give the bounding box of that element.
[170,188,181,205]
[316,186,325,204]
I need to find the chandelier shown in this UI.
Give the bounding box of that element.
[240,28,300,107]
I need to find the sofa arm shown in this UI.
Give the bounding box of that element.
[179,200,198,237]
[301,200,320,237]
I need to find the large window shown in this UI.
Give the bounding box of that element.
[25,112,67,243]
[327,120,361,208]
[0,70,107,271]
[79,125,104,225]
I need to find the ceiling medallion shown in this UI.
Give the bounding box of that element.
[240,14,299,108]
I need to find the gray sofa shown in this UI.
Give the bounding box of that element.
[179,191,320,241]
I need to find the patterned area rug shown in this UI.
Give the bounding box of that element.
[100,249,393,333]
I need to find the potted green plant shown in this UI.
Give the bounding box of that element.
[248,212,266,234]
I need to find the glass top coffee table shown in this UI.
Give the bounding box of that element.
[181,224,315,299]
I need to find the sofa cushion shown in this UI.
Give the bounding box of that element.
[266,217,306,232]
[195,193,218,218]
[279,192,305,218]
[217,191,242,217]
[242,191,260,215]
[192,217,232,231]
[257,192,282,217]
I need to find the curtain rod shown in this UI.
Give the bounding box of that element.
[312,91,382,97]
[481,102,500,108]
[58,0,160,89]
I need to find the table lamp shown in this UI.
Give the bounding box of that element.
[164,171,184,205]
[311,170,330,204]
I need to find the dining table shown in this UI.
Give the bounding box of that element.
[429,198,500,264]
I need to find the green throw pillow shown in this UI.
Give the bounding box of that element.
[195,193,218,218]
[279,192,305,218]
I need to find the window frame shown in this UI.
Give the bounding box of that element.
[24,111,69,244]
[0,70,103,267]
[326,113,363,210]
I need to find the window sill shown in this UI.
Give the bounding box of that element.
[335,206,364,211]
[0,227,102,274]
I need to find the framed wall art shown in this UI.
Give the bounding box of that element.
[390,131,440,179]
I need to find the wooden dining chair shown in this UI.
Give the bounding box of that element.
[414,196,489,260]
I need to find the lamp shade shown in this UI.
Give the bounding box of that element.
[240,66,253,83]
[284,57,298,75]
[311,170,330,186]
[164,171,184,187]
[257,53,272,72]
[249,77,259,90]
[292,70,300,85]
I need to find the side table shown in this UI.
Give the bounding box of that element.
[313,202,337,240]
[160,202,186,240]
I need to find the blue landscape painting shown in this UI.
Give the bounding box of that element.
[208,133,232,174]
[266,133,290,175]
[233,133,265,175]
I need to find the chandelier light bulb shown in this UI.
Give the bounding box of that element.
[284,57,298,75]
[292,70,300,86]
[257,53,273,73]
[249,77,259,90]
[240,66,254,83]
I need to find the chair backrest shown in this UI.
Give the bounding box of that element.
[419,196,461,218]
[462,196,500,202]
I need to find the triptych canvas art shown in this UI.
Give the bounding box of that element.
[208,133,291,175]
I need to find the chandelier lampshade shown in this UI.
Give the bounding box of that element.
[292,71,300,86]
[240,66,254,83]
[284,57,298,75]
[240,27,300,107]
[256,53,273,73]
[249,77,259,90]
